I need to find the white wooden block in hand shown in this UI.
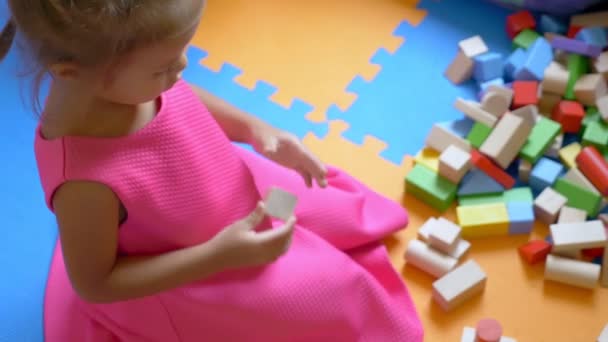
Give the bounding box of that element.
[534,187,567,224]
[404,239,458,278]
[439,145,472,183]
[545,254,601,289]
[264,187,297,220]
[429,217,462,254]
[432,260,487,311]
[598,323,608,342]
[550,220,607,252]
[459,35,488,58]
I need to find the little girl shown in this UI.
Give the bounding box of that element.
[1,1,423,341]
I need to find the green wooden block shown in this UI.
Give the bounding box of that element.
[582,121,608,149]
[467,122,492,149]
[582,107,601,133]
[405,164,457,212]
[553,178,601,217]
[565,54,589,100]
[519,117,562,163]
[458,193,504,206]
[503,187,533,203]
[513,29,540,50]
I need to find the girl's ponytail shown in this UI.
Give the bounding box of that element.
[0,18,16,62]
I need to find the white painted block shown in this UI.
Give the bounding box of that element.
[598,323,608,342]
[428,217,462,254]
[454,98,498,127]
[459,35,488,58]
[426,124,472,153]
[550,220,607,252]
[545,254,601,289]
[417,217,438,242]
[439,145,472,183]
[558,206,587,224]
[404,239,458,278]
[432,260,487,311]
[264,187,297,220]
[534,187,567,224]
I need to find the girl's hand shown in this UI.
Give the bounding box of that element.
[251,125,327,188]
[211,202,296,270]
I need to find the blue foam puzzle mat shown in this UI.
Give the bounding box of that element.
[326,0,514,164]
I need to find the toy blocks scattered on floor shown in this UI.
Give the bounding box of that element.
[461,318,517,342]
[407,9,608,293]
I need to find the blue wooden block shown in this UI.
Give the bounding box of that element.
[504,48,526,81]
[457,169,505,196]
[507,202,535,234]
[437,118,474,138]
[592,256,603,265]
[514,37,553,81]
[473,52,504,82]
[576,27,608,48]
[539,14,567,35]
[529,157,564,193]
[479,78,505,91]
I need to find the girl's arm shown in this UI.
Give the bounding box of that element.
[189,83,267,145]
[52,181,227,303]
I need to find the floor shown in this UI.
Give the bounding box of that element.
[1,0,607,341]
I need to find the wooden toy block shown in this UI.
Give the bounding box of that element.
[460,327,517,342]
[558,206,587,223]
[554,178,601,217]
[593,52,608,79]
[450,239,472,260]
[425,124,472,153]
[519,240,552,264]
[414,147,440,172]
[551,100,585,133]
[459,193,504,206]
[429,217,462,254]
[567,25,583,39]
[504,187,534,203]
[487,84,514,103]
[571,11,608,28]
[515,37,554,81]
[598,323,608,342]
[454,98,498,127]
[513,29,540,50]
[473,52,504,83]
[481,92,510,117]
[480,113,532,169]
[479,78,505,92]
[550,220,607,252]
[544,134,563,159]
[459,35,489,58]
[505,48,526,80]
[542,61,570,95]
[539,92,563,116]
[467,122,493,149]
[519,159,532,183]
[417,217,437,242]
[406,164,458,212]
[576,27,608,48]
[404,239,458,278]
[445,50,474,84]
[438,117,475,139]
[511,104,538,127]
[457,203,509,238]
[264,187,297,220]
[439,145,472,184]
[559,142,582,169]
[519,117,562,164]
[564,167,601,196]
[458,169,504,196]
[552,36,602,58]
[576,146,608,196]
[602,246,608,288]
[506,10,536,39]
[534,187,567,224]
[545,254,601,289]
[507,202,535,235]
[598,95,608,122]
[432,260,487,311]
[476,318,503,342]
[539,14,567,35]
[582,247,605,258]
[512,81,539,109]
[574,73,608,106]
[566,54,589,100]
[529,157,564,193]
[471,150,516,189]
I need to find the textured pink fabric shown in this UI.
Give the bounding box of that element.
[35,80,423,341]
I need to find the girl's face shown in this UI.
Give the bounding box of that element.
[61,0,205,105]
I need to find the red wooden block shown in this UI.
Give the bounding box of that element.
[582,247,605,258]
[519,240,552,264]
[576,146,608,196]
[471,150,516,189]
[567,25,583,39]
[506,10,536,39]
[512,81,539,109]
[551,100,585,133]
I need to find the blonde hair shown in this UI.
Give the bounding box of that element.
[0,0,195,111]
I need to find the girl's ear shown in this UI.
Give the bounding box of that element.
[49,62,81,80]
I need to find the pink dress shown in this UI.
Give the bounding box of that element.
[35,80,423,341]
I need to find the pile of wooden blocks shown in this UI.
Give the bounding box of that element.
[404,9,608,313]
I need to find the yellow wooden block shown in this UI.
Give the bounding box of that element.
[559,142,581,169]
[456,203,509,238]
[414,147,440,172]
